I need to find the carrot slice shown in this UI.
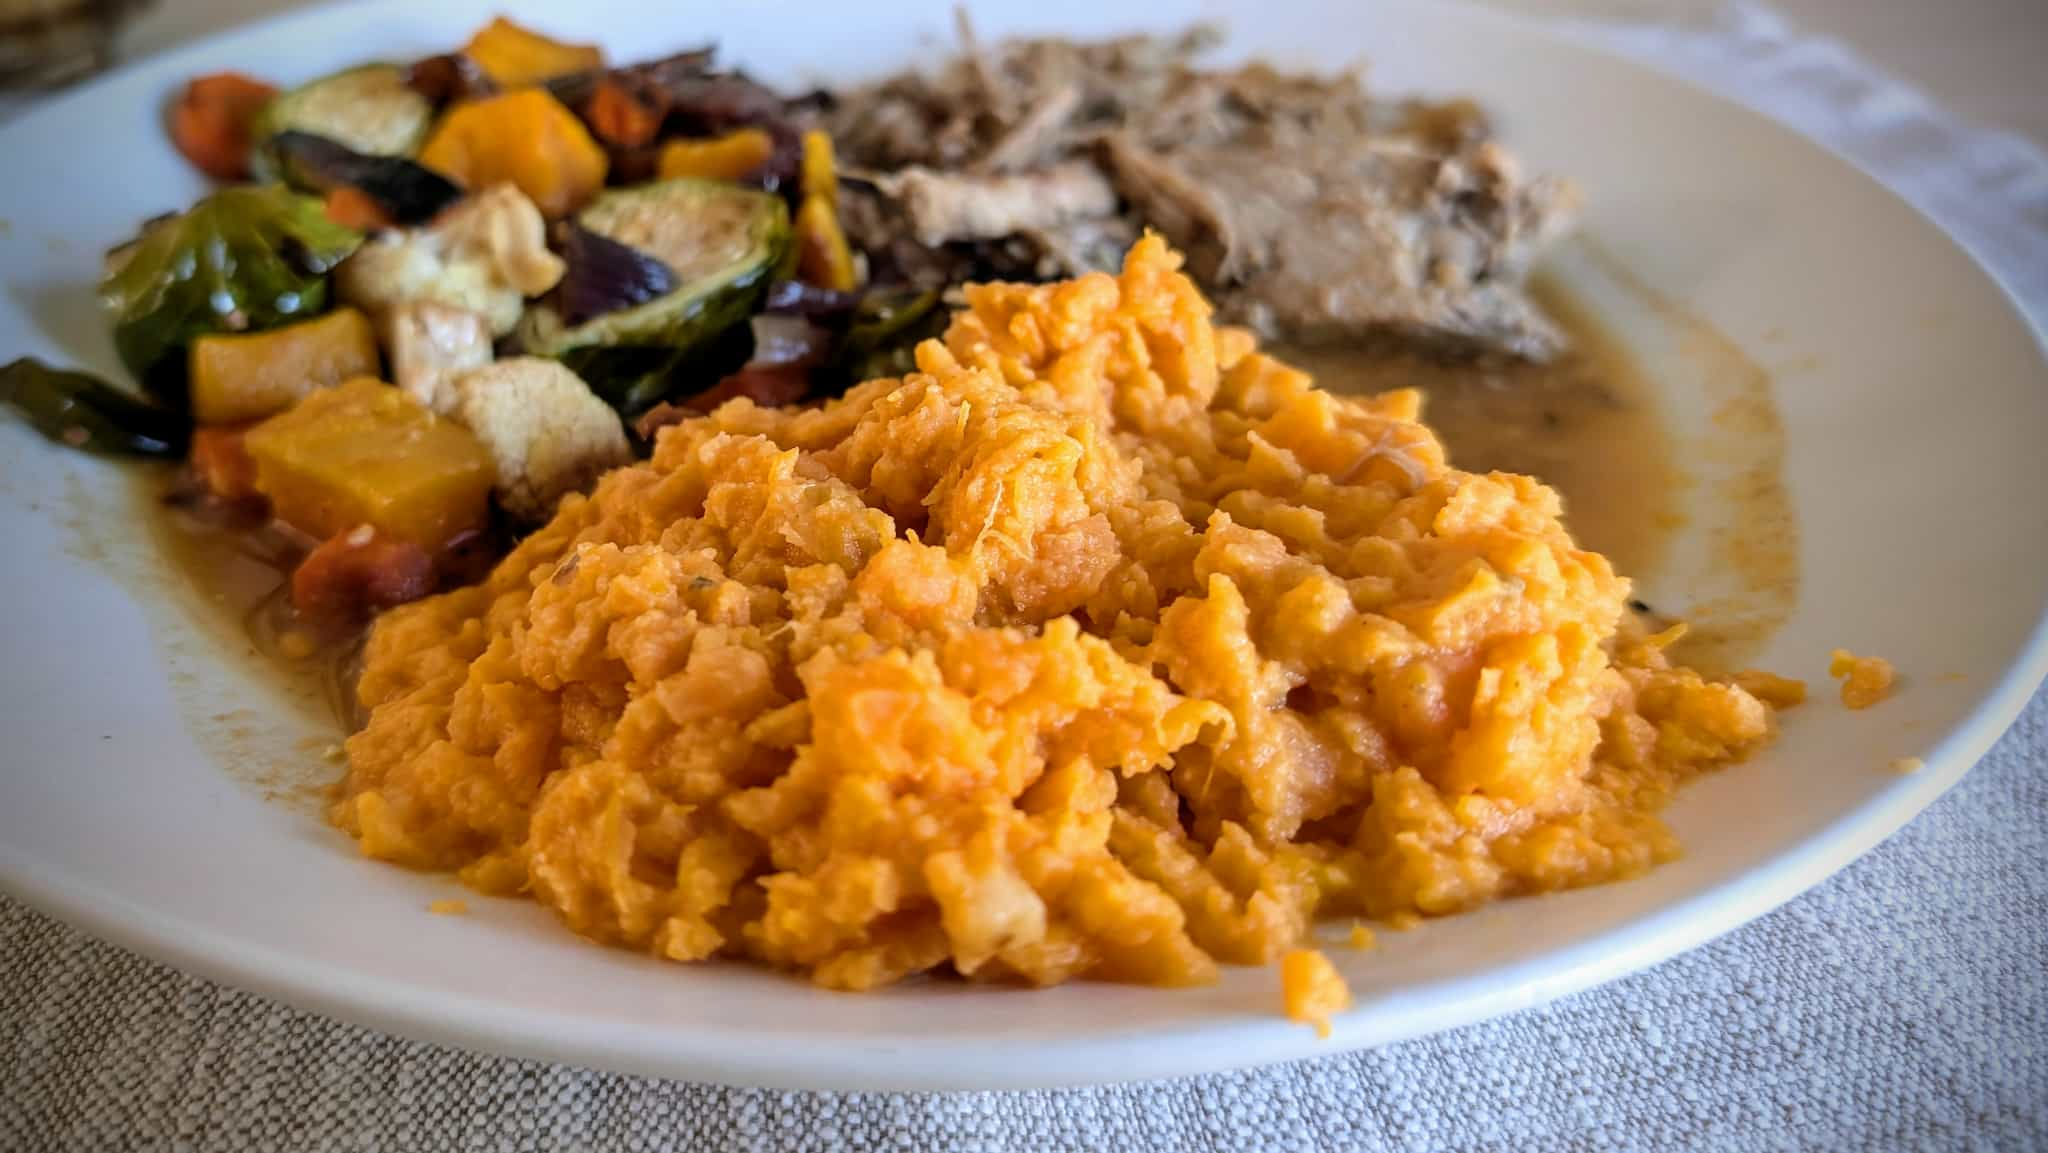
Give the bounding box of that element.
[291,525,437,620]
[323,186,394,232]
[188,424,261,503]
[585,80,662,149]
[169,72,278,182]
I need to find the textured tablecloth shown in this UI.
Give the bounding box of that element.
[4,5,2046,1150]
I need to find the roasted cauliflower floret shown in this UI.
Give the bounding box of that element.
[383,301,494,415]
[452,358,630,521]
[337,183,565,336]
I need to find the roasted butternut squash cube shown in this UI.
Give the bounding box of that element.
[189,307,380,424]
[656,129,775,184]
[245,378,494,550]
[419,88,608,219]
[462,17,603,88]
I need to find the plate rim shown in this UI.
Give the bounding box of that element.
[1,0,2045,1091]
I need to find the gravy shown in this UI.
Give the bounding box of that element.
[142,482,362,729]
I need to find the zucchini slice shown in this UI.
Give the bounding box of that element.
[522,179,790,416]
[252,64,434,179]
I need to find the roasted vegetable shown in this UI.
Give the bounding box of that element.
[792,129,856,291]
[677,362,811,417]
[169,73,278,181]
[770,280,864,327]
[836,289,944,383]
[667,312,831,417]
[382,301,494,414]
[543,45,715,113]
[98,186,364,396]
[405,53,497,107]
[245,378,493,551]
[252,64,434,178]
[418,88,608,219]
[291,525,437,619]
[188,306,380,424]
[267,131,464,225]
[584,80,662,149]
[760,279,860,320]
[188,425,261,501]
[795,192,857,292]
[555,223,677,326]
[520,178,789,415]
[656,128,774,183]
[799,129,838,202]
[336,184,564,337]
[0,357,187,457]
[745,313,833,370]
[324,187,393,232]
[462,17,603,88]
[451,358,630,522]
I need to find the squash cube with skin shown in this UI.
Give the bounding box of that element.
[188,307,380,424]
[246,378,494,551]
[462,17,603,87]
[419,89,608,219]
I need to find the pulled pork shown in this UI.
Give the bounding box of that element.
[829,27,1577,358]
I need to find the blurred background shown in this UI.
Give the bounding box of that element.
[1,0,2042,145]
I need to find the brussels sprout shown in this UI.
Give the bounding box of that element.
[252,64,434,181]
[98,185,364,398]
[521,178,788,416]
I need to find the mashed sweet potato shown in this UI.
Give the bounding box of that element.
[335,236,1780,990]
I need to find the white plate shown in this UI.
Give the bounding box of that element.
[2,0,2044,1092]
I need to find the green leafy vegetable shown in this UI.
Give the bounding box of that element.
[835,289,944,384]
[98,185,364,398]
[521,178,789,416]
[0,358,188,457]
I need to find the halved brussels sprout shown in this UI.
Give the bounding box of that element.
[252,64,434,181]
[98,185,364,398]
[521,178,789,416]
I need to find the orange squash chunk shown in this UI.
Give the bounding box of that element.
[462,17,603,87]
[656,129,774,184]
[799,129,838,201]
[245,378,493,550]
[795,193,857,291]
[188,307,380,425]
[419,88,608,219]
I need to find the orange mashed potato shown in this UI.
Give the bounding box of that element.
[336,237,1780,991]
[1829,649,1895,710]
[1282,949,1352,1038]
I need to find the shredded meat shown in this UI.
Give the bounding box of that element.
[828,27,1576,358]
[878,162,1118,246]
